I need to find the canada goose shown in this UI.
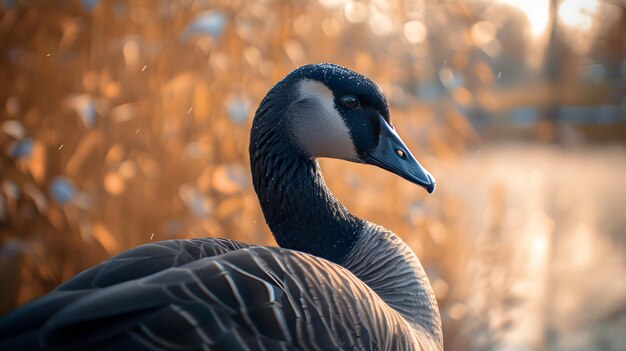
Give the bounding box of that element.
[0,63,442,350]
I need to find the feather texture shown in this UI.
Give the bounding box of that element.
[1,241,435,350]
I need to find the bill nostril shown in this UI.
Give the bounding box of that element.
[395,149,406,159]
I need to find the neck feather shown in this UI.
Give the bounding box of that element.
[249,88,362,263]
[341,223,443,349]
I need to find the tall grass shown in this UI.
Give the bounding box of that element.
[1,1,624,350]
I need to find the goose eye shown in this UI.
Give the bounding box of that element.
[340,95,359,108]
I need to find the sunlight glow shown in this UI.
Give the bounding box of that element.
[531,232,548,262]
[318,0,347,7]
[558,0,599,31]
[497,0,550,37]
[404,20,427,44]
[344,1,368,23]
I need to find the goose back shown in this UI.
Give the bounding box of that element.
[2,245,429,351]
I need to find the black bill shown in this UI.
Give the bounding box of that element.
[362,115,436,193]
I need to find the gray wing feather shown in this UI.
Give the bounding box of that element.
[1,246,420,350]
[0,238,248,349]
[59,238,249,290]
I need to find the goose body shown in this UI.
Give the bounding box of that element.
[0,63,442,350]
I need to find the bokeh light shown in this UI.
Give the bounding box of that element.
[0,1,625,350]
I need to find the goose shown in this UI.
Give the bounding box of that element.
[0,63,442,351]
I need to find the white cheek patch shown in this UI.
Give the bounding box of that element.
[291,80,358,161]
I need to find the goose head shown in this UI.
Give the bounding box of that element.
[250,63,436,262]
[258,63,435,193]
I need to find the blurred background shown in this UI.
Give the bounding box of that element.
[0,0,625,350]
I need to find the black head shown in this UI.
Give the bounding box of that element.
[259,63,435,193]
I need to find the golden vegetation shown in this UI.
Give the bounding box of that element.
[1,1,625,350]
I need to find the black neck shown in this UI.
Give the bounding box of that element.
[249,84,363,263]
